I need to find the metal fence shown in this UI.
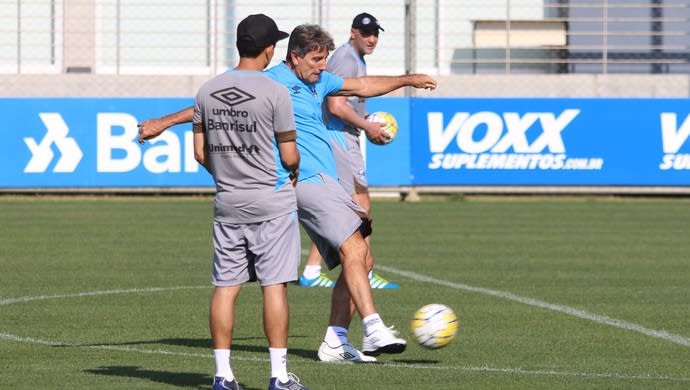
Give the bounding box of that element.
[2,0,690,96]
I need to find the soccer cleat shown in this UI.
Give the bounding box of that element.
[362,324,407,356]
[317,340,377,363]
[369,272,400,289]
[213,376,244,390]
[299,273,335,288]
[268,372,310,390]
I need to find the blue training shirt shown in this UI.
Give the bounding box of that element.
[265,62,344,181]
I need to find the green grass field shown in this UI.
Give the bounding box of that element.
[1,195,689,389]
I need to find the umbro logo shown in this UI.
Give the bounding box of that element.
[339,351,356,359]
[210,87,255,106]
[291,85,301,94]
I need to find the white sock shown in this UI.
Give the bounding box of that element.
[269,347,289,383]
[368,270,374,279]
[362,313,384,336]
[302,265,322,279]
[213,349,234,380]
[324,326,349,346]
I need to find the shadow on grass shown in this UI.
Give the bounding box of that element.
[84,366,212,389]
[75,336,317,360]
[84,366,266,390]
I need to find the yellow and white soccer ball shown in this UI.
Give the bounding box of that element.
[367,111,398,144]
[410,304,458,349]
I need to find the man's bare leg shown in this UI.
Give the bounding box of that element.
[209,285,242,381]
[322,231,406,358]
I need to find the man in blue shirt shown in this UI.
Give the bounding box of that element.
[264,24,436,363]
[299,12,401,290]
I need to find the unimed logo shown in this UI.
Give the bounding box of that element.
[24,113,83,173]
[426,110,603,171]
[659,113,690,170]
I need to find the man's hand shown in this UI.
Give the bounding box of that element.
[407,74,437,91]
[137,118,169,144]
[289,168,299,186]
[364,120,391,145]
[137,106,194,144]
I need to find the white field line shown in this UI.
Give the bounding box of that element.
[7,267,686,349]
[375,264,690,348]
[0,286,209,306]
[0,332,688,383]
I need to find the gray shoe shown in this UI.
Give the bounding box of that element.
[268,372,310,390]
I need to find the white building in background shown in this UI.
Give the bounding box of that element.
[2,0,690,97]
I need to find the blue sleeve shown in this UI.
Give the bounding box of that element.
[321,71,344,96]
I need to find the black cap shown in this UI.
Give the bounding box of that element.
[236,14,289,50]
[352,13,384,32]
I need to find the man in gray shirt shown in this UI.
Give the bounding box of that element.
[192,14,309,390]
[139,22,437,367]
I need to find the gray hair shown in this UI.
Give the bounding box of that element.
[285,24,335,61]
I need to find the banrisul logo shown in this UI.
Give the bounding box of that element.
[659,113,690,170]
[24,113,83,173]
[426,109,603,171]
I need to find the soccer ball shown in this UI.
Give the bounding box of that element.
[367,111,398,144]
[410,304,458,349]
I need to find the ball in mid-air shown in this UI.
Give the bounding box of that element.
[410,303,458,349]
[367,111,398,144]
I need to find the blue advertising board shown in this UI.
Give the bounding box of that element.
[363,97,411,186]
[1,98,207,188]
[2,97,690,189]
[403,98,690,186]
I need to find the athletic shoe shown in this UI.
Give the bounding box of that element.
[212,376,243,390]
[385,324,401,336]
[317,340,377,363]
[299,273,335,288]
[268,372,310,390]
[362,324,407,356]
[369,272,400,289]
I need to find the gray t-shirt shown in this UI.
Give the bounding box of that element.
[325,43,367,135]
[193,70,297,223]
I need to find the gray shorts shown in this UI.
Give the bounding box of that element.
[211,211,300,287]
[332,132,368,196]
[296,174,369,270]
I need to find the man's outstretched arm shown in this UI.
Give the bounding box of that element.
[138,106,194,144]
[337,74,437,99]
